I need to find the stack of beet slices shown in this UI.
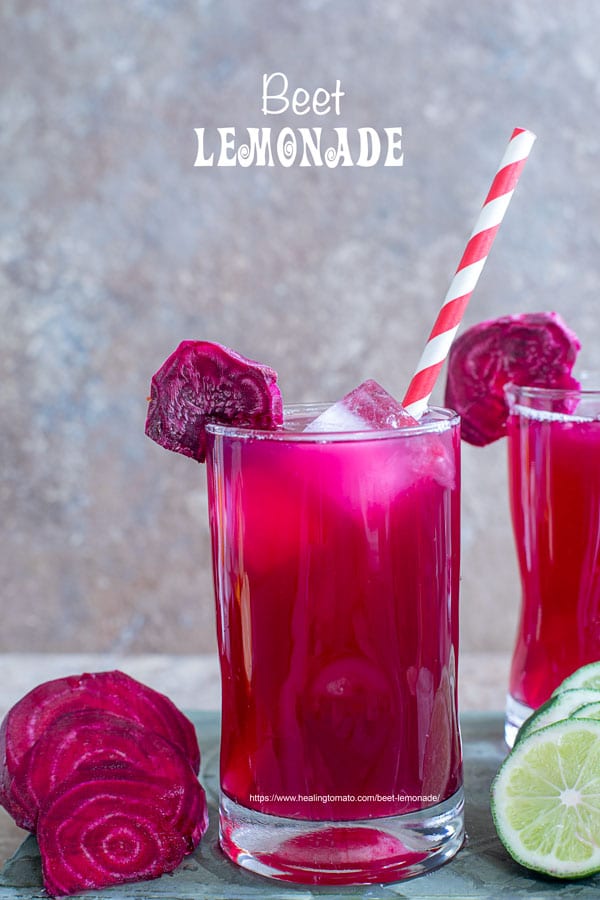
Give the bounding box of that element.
[0,670,208,897]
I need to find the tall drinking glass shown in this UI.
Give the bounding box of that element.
[205,404,463,884]
[504,385,600,746]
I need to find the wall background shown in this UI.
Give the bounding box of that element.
[2,0,599,655]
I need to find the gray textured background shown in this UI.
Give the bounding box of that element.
[2,0,599,654]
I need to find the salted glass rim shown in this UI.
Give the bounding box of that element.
[204,403,460,442]
[504,383,600,401]
[504,383,600,422]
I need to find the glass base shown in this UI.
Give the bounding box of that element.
[219,787,465,885]
[504,693,534,748]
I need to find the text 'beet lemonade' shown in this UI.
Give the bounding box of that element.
[205,389,462,883]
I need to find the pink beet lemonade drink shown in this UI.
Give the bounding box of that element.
[205,403,463,884]
[505,386,600,744]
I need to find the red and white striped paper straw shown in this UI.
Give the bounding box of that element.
[402,127,536,418]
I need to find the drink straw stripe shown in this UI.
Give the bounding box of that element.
[485,161,531,205]
[404,363,447,415]
[402,127,536,418]
[406,327,461,376]
[456,226,500,272]
[470,192,514,235]
[436,293,472,329]
[441,260,486,308]
[490,128,536,174]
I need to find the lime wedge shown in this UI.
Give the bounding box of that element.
[553,662,600,696]
[491,719,600,878]
[516,689,600,745]
[573,702,600,722]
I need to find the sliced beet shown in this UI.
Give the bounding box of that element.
[145,340,283,462]
[37,764,207,898]
[0,671,200,823]
[444,312,580,446]
[10,709,204,833]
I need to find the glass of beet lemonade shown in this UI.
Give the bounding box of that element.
[204,401,463,884]
[504,385,600,746]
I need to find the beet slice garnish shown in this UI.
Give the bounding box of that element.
[10,709,205,833]
[37,764,207,898]
[0,670,200,823]
[145,340,283,462]
[444,312,581,446]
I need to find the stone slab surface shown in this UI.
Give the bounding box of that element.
[0,651,512,866]
[1,712,598,899]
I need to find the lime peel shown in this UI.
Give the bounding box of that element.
[573,702,600,722]
[492,719,600,879]
[516,688,600,745]
[552,661,600,696]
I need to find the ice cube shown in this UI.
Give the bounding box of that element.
[305,380,418,433]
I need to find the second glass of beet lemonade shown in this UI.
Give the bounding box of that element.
[504,385,600,745]
[205,403,463,884]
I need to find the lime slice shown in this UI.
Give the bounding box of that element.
[572,702,600,722]
[516,689,600,745]
[553,661,600,696]
[491,718,600,878]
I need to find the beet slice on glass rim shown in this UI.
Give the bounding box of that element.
[145,340,283,462]
[444,312,580,446]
